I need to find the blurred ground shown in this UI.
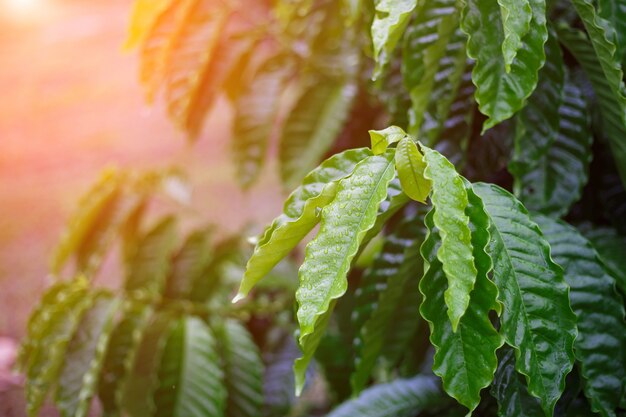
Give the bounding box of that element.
[0,0,283,343]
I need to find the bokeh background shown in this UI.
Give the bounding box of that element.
[0,0,282,360]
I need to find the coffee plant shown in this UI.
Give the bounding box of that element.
[19,0,626,416]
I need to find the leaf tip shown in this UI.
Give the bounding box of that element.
[232,292,246,303]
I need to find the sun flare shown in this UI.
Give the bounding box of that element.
[2,0,49,22]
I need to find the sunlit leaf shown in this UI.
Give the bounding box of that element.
[395,138,431,203]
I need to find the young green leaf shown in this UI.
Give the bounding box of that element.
[124,216,178,295]
[279,79,357,188]
[534,215,626,416]
[351,214,426,394]
[295,153,396,392]
[25,280,91,417]
[328,375,447,417]
[215,320,264,417]
[498,0,532,71]
[395,138,431,203]
[509,27,565,186]
[55,294,119,417]
[235,148,371,301]
[154,316,226,417]
[419,197,502,412]
[421,145,476,330]
[233,55,293,188]
[491,347,543,417]
[461,0,547,130]
[515,78,592,217]
[371,0,418,80]
[369,126,407,155]
[473,182,577,415]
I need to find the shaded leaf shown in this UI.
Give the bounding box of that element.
[164,229,212,300]
[577,223,626,295]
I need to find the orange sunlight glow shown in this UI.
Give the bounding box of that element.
[2,0,51,22]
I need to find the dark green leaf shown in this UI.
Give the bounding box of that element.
[577,223,626,295]
[164,229,212,300]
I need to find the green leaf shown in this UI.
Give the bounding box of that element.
[164,229,212,300]
[98,302,152,417]
[598,0,626,62]
[369,126,407,155]
[472,182,577,415]
[154,316,226,417]
[294,153,396,393]
[395,138,432,203]
[215,320,264,417]
[122,313,173,417]
[491,346,543,417]
[279,79,357,188]
[25,280,91,417]
[509,27,565,186]
[515,77,592,217]
[578,223,626,295]
[235,148,371,301]
[498,0,532,71]
[124,216,178,295]
[421,145,476,330]
[328,375,447,417]
[419,191,502,412]
[557,25,626,189]
[401,0,461,134]
[351,213,426,394]
[371,0,418,80]
[233,55,292,188]
[55,294,119,417]
[52,170,122,275]
[534,215,626,416]
[461,0,547,130]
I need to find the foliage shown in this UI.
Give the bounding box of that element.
[20,0,626,416]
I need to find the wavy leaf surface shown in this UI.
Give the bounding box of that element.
[578,223,626,294]
[371,0,418,80]
[473,182,577,415]
[279,79,357,188]
[534,215,626,416]
[395,138,432,203]
[154,316,226,417]
[461,0,547,130]
[328,375,446,417]
[422,145,476,330]
[498,0,532,70]
[56,295,119,417]
[516,78,592,217]
[215,320,264,417]
[164,230,212,300]
[598,0,626,62]
[419,193,502,412]
[295,153,396,393]
[235,148,371,300]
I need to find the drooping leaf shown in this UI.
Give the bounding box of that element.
[369,126,407,155]
[351,213,426,394]
[125,0,171,49]
[279,79,357,188]
[124,216,178,295]
[461,0,547,130]
[534,215,626,416]
[473,182,577,415]
[597,0,626,62]
[294,153,396,393]
[577,223,626,295]
[233,55,293,188]
[25,280,91,417]
[51,170,122,276]
[419,191,502,412]
[491,346,543,417]
[235,148,371,301]
[154,316,226,417]
[371,0,418,80]
[328,375,447,417]
[122,313,173,417]
[498,0,533,71]
[421,145,476,330]
[98,302,152,417]
[164,229,212,300]
[557,25,626,189]
[215,320,264,417]
[509,27,565,188]
[401,0,460,134]
[55,294,119,417]
[395,138,432,203]
[515,77,592,217]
